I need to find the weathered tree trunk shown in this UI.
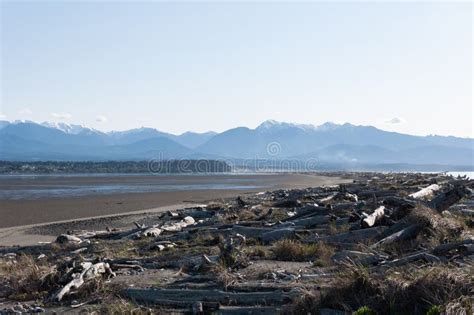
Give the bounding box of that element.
[122,288,290,305]
[318,226,387,244]
[432,239,474,256]
[281,205,328,222]
[261,228,295,244]
[428,185,471,212]
[382,251,441,267]
[280,215,332,228]
[361,206,386,228]
[331,250,386,265]
[372,224,421,248]
[410,184,441,200]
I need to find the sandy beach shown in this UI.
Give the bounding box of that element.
[0,173,349,228]
[0,173,350,246]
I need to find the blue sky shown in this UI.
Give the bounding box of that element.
[1,2,472,137]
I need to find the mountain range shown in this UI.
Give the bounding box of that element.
[0,120,472,170]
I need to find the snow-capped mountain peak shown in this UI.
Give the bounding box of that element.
[41,122,99,135]
[256,119,316,132]
[316,122,342,131]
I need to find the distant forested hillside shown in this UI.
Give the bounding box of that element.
[0,160,232,174]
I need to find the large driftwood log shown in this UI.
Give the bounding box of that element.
[372,224,421,248]
[260,228,295,244]
[357,190,398,199]
[410,184,441,200]
[109,254,220,270]
[318,226,387,244]
[382,251,441,267]
[428,185,471,212]
[281,205,328,222]
[432,238,474,256]
[361,206,386,228]
[122,288,291,305]
[331,250,386,265]
[382,196,417,209]
[280,215,332,228]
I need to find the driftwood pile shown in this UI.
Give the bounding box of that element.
[0,172,473,314]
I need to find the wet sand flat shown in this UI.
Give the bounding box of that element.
[0,173,350,228]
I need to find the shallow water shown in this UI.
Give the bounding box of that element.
[0,180,261,200]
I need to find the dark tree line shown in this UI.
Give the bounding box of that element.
[0,160,232,174]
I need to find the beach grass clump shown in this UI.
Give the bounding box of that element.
[290,288,320,314]
[273,240,335,263]
[245,244,270,258]
[0,254,53,300]
[84,296,155,314]
[321,263,473,314]
[194,232,223,246]
[267,208,290,221]
[237,209,257,221]
[99,240,140,259]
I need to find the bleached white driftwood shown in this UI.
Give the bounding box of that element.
[161,216,195,232]
[56,234,82,244]
[54,262,116,301]
[361,206,386,228]
[409,184,441,200]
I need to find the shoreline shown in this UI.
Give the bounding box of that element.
[0,203,194,247]
[0,173,351,246]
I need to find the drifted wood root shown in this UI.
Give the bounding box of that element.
[51,262,116,302]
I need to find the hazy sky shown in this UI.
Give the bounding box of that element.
[1,2,472,137]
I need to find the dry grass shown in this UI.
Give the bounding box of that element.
[380,206,470,255]
[194,232,223,246]
[272,240,335,264]
[0,254,54,300]
[84,296,155,314]
[206,201,226,211]
[236,209,257,221]
[321,263,473,314]
[210,264,238,290]
[97,240,142,259]
[409,206,465,241]
[387,266,473,311]
[289,288,321,314]
[245,244,270,258]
